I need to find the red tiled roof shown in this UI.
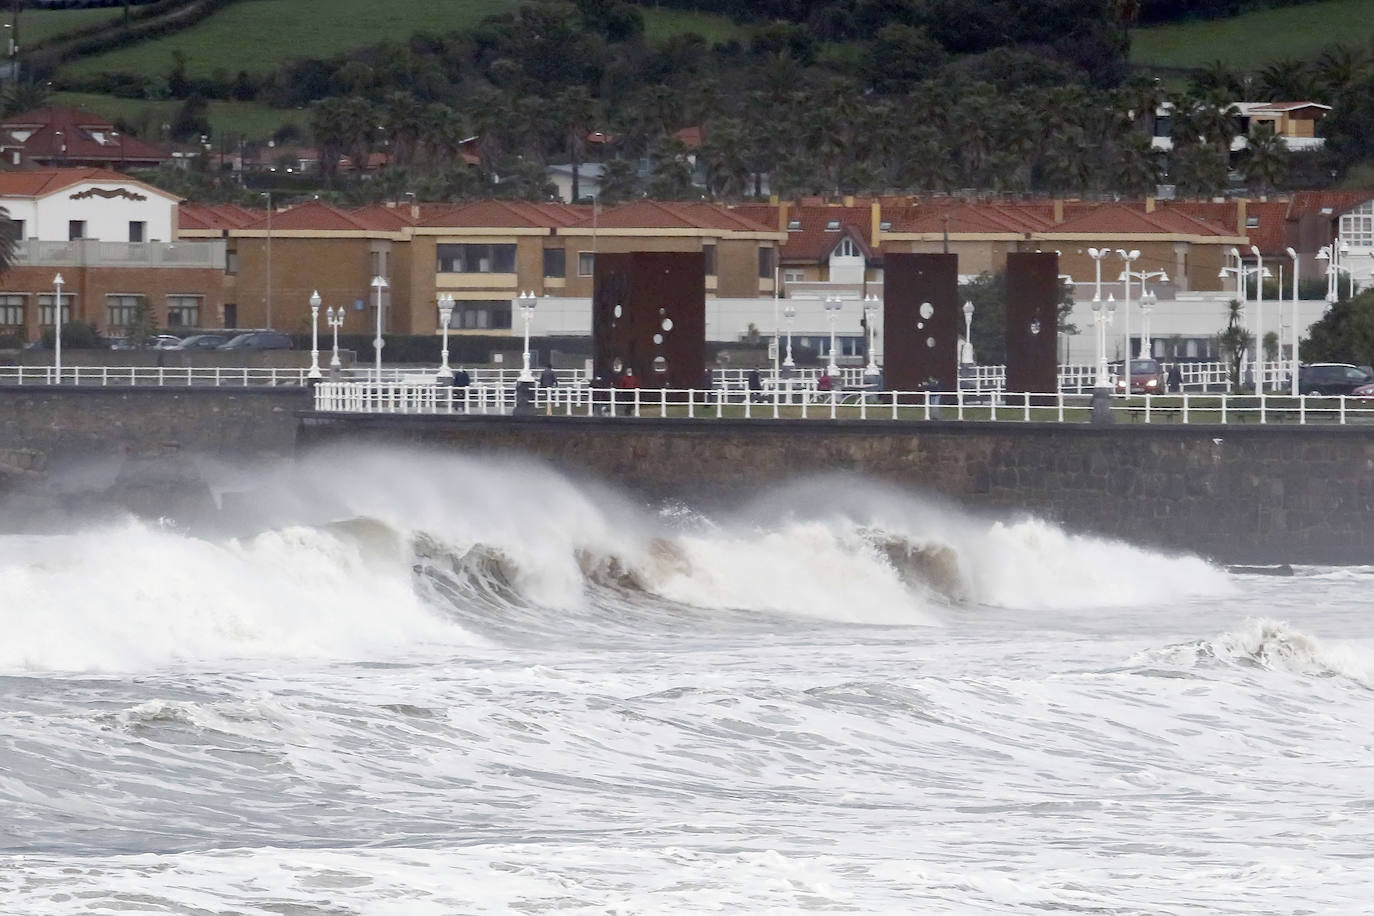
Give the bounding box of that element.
[1241,200,1291,255]
[178,202,260,231]
[349,203,417,230]
[757,205,874,261]
[1286,190,1374,221]
[416,200,587,229]
[887,202,1051,235]
[1050,203,1231,236]
[674,126,704,149]
[566,200,773,232]
[0,106,167,164]
[241,199,377,232]
[0,166,161,198]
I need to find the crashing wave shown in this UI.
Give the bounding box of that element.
[1140,619,1374,688]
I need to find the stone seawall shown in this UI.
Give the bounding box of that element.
[299,413,1374,564]
[0,386,308,464]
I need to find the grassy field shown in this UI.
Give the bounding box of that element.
[62,0,748,79]
[52,91,305,141]
[18,6,124,46]
[1130,0,1374,70]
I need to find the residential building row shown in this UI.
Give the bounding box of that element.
[2,167,1373,365]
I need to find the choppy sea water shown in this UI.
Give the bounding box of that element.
[1,447,1371,915]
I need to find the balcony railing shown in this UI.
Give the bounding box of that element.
[11,239,227,269]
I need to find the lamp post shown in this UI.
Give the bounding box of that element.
[962,300,974,365]
[51,272,63,381]
[1252,245,1265,393]
[260,191,272,329]
[436,293,454,380]
[863,293,879,376]
[824,296,843,378]
[370,274,387,383]
[1115,249,1140,387]
[517,290,537,383]
[307,289,322,380]
[326,304,343,371]
[1091,294,1116,422]
[1120,267,1167,360]
[1316,239,1353,303]
[1287,247,1299,396]
[782,303,796,369]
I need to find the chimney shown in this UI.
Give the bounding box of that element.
[410,204,420,219]
[1236,198,1247,235]
[843,194,854,208]
[778,200,789,234]
[1052,199,1064,224]
[1145,197,1156,213]
[871,200,882,248]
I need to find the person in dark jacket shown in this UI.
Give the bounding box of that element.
[1167,363,1183,393]
[539,365,557,387]
[452,367,471,387]
[747,369,763,401]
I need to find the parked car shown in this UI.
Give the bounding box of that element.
[1353,382,1374,398]
[175,333,229,350]
[149,334,182,350]
[1295,363,1373,396]
[1114,358,1166,394]
[218,331,294,351]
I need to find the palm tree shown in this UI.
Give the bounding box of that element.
[1256,59,1314,101]
[597,158,640,205]
[1314,45,1371,96]
[1115,133,1163,196]
[1243,122,1288,193]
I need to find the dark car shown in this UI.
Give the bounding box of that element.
[175,333,229,350]
[218,331,294,351]
[1296,363,1372,396]
[1114,358,1166,395]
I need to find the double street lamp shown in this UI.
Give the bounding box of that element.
[326,303,344,371]
[962,300,974,365]
[1121,266,1167,360]
[1315,238,1352,303]
[1115,248,1141,375]
[823,296,843,378]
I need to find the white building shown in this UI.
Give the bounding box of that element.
[0,168,179,243]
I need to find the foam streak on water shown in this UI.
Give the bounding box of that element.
[0,447,1369,914]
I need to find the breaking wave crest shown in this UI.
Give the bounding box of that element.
[1139,619,1374,688]
[0,447,1234,673]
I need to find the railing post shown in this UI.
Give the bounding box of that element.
[957,388,964,420]
[1182,392,1189,424]
[1340,395,1347,425]
[1144,393,1151,424]
[830,387,837,420]
[1299,394,1305,425]
[1258,393,1266,424]
[1221,394,1227,424]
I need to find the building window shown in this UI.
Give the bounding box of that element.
[703,243,717,276]
[0,294,24,326]
[39,293,72,325]
[106,294,141,329]
[128,220,145,243]
[825,219,840,231]
[68,220,85,241]
[10,220,23,241]
[578,251,595,276]
[167,295,201,328]
[543,248,566,278]
[224,303,238,328]
[1245,216,1259,229]
[834,237,858,258]
[1339,201,1374,249]
[784,269,805,283]
[226,249,238,274]
[758,247,774,279]
[787,218,801,231]
[879,220,892,231]
[454,300,512,330]
[436,243,516,273]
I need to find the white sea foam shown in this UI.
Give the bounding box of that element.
[1147,618,1374,687]
[0,518,478,673]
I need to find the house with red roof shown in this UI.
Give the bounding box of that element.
[0,107,169,170]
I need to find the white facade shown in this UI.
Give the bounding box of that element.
[2,178,178,243]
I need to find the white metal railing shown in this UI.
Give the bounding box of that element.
[0,360,1293,393]
[0,365,310,386]
[312,382,1374,426]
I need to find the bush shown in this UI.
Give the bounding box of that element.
[39,321,102,349]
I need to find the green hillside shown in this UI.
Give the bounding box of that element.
[1130,0,1374,71]
[60,0,746,79]
[19,6,125,46]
